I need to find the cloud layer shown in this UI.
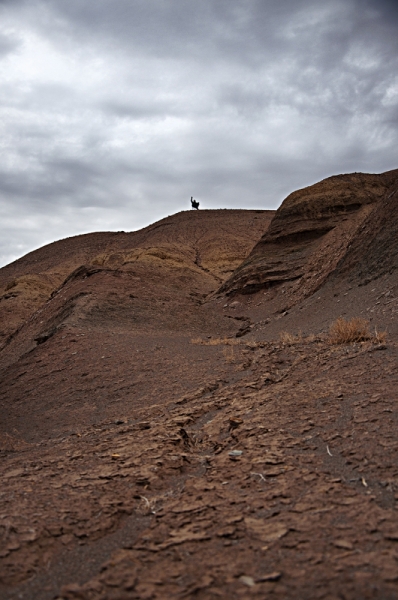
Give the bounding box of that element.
[1,0,397,266]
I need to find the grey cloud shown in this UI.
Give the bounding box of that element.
[0,31,21,57]
[0,0,397,266]
[369,0,398,22]
[26,0,330,65]
[217,84,273,117]
[99,99,176,120]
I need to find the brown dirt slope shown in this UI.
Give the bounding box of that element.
[0,209,274,443]
[219,170,398,309]
[0,209,274,345]
[0,174,397,600]
[333,175,398,284]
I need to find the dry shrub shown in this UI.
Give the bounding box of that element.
[305,334,318,343]
[279,331,303,345]
[374,328,388,344]
[191,337,240,346]
[328,317,371,344]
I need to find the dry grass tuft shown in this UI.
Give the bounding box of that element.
[191,337,241,346]
[279,331,303,345]
[374,328,388,344]
[328,317,370,344]
[305,334,319,343]
[328,317,374,344]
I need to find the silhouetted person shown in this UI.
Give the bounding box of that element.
[191,197,199,209]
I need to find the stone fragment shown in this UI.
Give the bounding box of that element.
[239,575,255,587]
[228,450,243,457]
[333,539,354,550]
[4,468,25,479]
[245,518,288,542]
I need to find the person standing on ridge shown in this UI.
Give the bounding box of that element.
[191,197,199,209]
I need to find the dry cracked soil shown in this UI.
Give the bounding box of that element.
[0,171,398,600]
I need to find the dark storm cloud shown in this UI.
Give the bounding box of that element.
[0,0,397,266]
[372,0,398,21]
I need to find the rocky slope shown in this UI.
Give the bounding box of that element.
[0,172,397,600]
[0,209,275,442]
[219,170,398,308]
[0,209,274,346]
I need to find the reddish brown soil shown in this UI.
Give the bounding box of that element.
[0,177,398,600]
[0,210,274,347]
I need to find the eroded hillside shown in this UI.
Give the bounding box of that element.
[0,209,274,346]
[220,170,398,308]
[0,173,397,600]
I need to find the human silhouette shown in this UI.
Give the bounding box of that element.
[191,197,199,209]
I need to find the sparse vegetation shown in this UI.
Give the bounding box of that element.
[374,328,388,344]
[191,337,241,346]
[328,317,371,344]
[279,331,324,345]
[190,336,243,362]
[279,331,303,345]
[328,317,386,345]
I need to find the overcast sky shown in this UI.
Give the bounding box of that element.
[0,0,397,266]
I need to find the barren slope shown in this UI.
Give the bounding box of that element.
[0,209,274,346]
[220,170,398,309]
[0,209,274,444]
[0,176,397,600]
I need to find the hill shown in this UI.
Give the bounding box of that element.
[0,209,274,347]
[0,174,397,600]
